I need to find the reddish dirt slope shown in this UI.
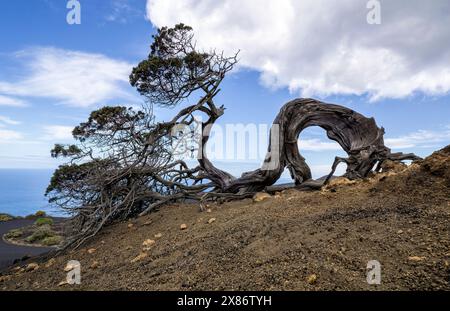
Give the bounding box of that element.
[1,146,449,290]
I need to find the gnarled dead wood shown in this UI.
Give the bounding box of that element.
[197,98,421,195]
[48,24,421,249]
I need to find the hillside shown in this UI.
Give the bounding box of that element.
[1,146,449,290]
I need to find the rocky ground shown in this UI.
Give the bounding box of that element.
[0,146,449,290]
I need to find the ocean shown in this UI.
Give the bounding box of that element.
[0,169,296,218]
[0,169,61,217]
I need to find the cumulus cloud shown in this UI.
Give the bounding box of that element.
[147,0,450,100]
[0,47,136,107]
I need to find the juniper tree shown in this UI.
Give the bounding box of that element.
[48,24,420,248]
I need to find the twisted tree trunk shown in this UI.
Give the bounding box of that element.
[48,24,424,247]
[198,98,421,195]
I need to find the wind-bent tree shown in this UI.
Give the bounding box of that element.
[47,24,420,248]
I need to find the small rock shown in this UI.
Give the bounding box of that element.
[14,268,25,275]
[180,224,188,230]
[307,274,317,285]
[143,221,152,226]
[58,280,68,287]
[101,240,105,245]
[397,230,404,234]
[253,192,271,203]
[125,245,133,250]
[90,261,100,269]
[87,248,96,254]
[45,258,56,268]
[207,218,216,224]
[25,263,39,272]
[206,209,212,213]
[131,252,148,263]
[64,262,78,272]
[0,275,11,283]
[142,239,156,247]
[127,223,134,228]
[408,256,426,262]
[154,233,162,239]
[274,194,282,199]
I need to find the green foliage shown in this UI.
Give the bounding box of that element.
[25,225,55,243]
[129,23,217,107]
[44,24,237,248]
[47,163,85,195]
[0,214,13,222]
[41,236,62,246]
[150,23,193,55]
[34,217,54,226]
[72,106,145,142]
[46,160,111,196]
[35,210,46,217]
[51,144,81,158]
[5,229,23,239]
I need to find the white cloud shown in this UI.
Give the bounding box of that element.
[385,128,450,149]
[298,138,341,151]
[0,129,23,142]
[147,0,450,100]
[0,47,137,107]
[42,125,74,141]
[297,128,450,151]
[0,116,21,126]
[296,127,450,151]
[0,95,28,107]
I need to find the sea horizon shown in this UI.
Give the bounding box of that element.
[0,168,61,217]
[0,167,297,218]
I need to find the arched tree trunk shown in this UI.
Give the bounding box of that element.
[198,98,421,194]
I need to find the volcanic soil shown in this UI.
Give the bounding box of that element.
[1,146,449,290]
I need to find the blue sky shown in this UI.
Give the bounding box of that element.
[0,0,449,179]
